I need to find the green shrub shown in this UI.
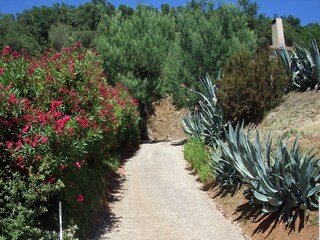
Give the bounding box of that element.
[217,50,289,123]
[184,137,214,183]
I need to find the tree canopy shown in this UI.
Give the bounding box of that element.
[0,0,319,107]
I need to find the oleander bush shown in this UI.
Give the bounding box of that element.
[0,44,139,239]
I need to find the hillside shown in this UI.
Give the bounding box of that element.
[147,96,187,141]
[148,91,320,153]
[254,90,320,155]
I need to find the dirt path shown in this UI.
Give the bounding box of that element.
[96,141,246,240]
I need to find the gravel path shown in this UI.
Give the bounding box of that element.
[97,141,246,240]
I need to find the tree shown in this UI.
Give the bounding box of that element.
[254,13,272,48]
[237,0,259,33]
[0,14,40,54]
[16,4,76,50]
[14,2,115,50]
[94,2,257,108]
[95,6,179,106]
[238,0,258,18]
[48,23,74,51]
[282,15,302,46]
[285,14,301,27]
[300,23,320,45]
[76,2,105,31]
[118,4,134,17]
[177,3,256,78]
[161,4,171,15]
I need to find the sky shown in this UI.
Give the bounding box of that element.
[0,0,319,26]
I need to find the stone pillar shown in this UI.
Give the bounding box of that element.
[272,18,286,48]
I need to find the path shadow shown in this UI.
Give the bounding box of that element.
[211,189,280,238]
[86,147,139,239]
[185,164,197,177]
[210,182,240,198]
[85,170,125,239]
[140,138,186,145]
[184,164,215,192]
[170,139,187,146]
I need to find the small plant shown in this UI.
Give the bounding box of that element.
[276,39,320,91]
[214,123,320,225]
[184,137,214,184]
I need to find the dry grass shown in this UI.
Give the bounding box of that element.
[252,91,320,155]
[147,96,187,141]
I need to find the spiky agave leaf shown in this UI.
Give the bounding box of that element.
[182,109,204,140]
[211,147,243,193]
[182,73,224,146]
[276,40,320,91]
[199,100,224,146]
[310,39,320,89]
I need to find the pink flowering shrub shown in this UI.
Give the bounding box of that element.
[0,44,139,238]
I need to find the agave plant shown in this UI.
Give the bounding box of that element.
[182,73,224,146]
[276,39,320,91]
[182,109,204,140]
[198,97,224,147]
[211,147,243,194]
[271,138,320,223]
[215,122,320,225]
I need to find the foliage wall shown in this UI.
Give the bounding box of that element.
[94,3,256,107]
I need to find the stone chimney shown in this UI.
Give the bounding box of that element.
[271,18,286,49]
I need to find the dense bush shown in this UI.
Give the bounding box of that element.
[0,44,139,239]
[217,50,289,123]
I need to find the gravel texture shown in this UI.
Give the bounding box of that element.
[97,141,246,240]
